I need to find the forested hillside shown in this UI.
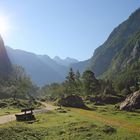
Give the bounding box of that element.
[89,8,140,78]
[72,8,140,82]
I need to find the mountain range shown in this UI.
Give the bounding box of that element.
[1,8,140,87]
[53,56,78,67]
[6,47,78,85]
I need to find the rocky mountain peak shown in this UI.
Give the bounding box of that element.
[0,35,12,76]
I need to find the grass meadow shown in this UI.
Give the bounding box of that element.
[0,104,140,140]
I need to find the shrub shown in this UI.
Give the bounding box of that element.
[102,125,117,134]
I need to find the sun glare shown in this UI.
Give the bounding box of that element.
[0,16,10,37]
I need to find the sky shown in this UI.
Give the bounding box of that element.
[0,0,140,61]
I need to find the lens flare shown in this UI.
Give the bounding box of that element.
[0,16,10,37]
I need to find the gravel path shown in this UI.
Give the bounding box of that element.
[0,102,57,125]
[0,114,16,125]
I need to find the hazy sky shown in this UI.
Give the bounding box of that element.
[0,0,140,60]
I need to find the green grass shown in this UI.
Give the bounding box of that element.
[0,106,140,140]
[0,99,42,116]
[88,104,140,126]
[0,107,20,116]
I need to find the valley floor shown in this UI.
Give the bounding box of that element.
[0,104,140,140]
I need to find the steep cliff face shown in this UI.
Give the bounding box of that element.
[0,35,12,76]
[102,30,140,79]
[71,8,140,78]
[89,8,140,78]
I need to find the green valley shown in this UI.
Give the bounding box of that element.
[0,2,140,140]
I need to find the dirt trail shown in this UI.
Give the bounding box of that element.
[0,114,16,125]
[0,102,57,125]
[71,108,140,133]
[34,102,57,114]
[40,102,57,110]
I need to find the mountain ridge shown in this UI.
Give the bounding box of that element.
[90,8,140,77]
[5,8,140,87]
[6,47,65,85]
[53,56,78,67]
[71,8,140,80]
[0,36,12,77]
[6,46,79,85]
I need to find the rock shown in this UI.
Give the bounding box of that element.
[102,125,117,134]
[0,35,12,76]
[57,95,87,109]
[101,95,123,104]
[86,95,123,105]
[120,90,140,111]
[94,100,104,105]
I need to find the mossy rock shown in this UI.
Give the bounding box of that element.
[102,125,117,134]
[57,95,88,109]
[120,90,140,111]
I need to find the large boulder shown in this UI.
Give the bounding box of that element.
[120,90,140,111]
[57,95,87,109]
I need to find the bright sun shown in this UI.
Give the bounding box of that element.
[0,16,10,37]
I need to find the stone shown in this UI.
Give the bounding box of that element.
[57,95,87,109]
[120,90,140,111]
[0,35,12,76]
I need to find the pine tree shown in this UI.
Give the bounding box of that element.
[64,68,77,95]
[75,70,81,81]
[75,70,83,95]
[138,75,140,90]
[82,70,99,95]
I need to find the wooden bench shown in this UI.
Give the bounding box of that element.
[15,108,36,121]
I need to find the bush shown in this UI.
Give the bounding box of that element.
[102,125,117,134]
[0,102,7,108]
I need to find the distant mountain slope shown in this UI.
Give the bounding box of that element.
[89,8,140,78]
[6,47,68,85]
[71,59,90,73]
[38,55,68,77]
[0,36,12,76]
[53,56,78,67]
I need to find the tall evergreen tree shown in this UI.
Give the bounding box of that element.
[75,70,83,95]
[75,70,81,81]
[64,68,77,95]
[82,70,99,95]
[138,75,140,90]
